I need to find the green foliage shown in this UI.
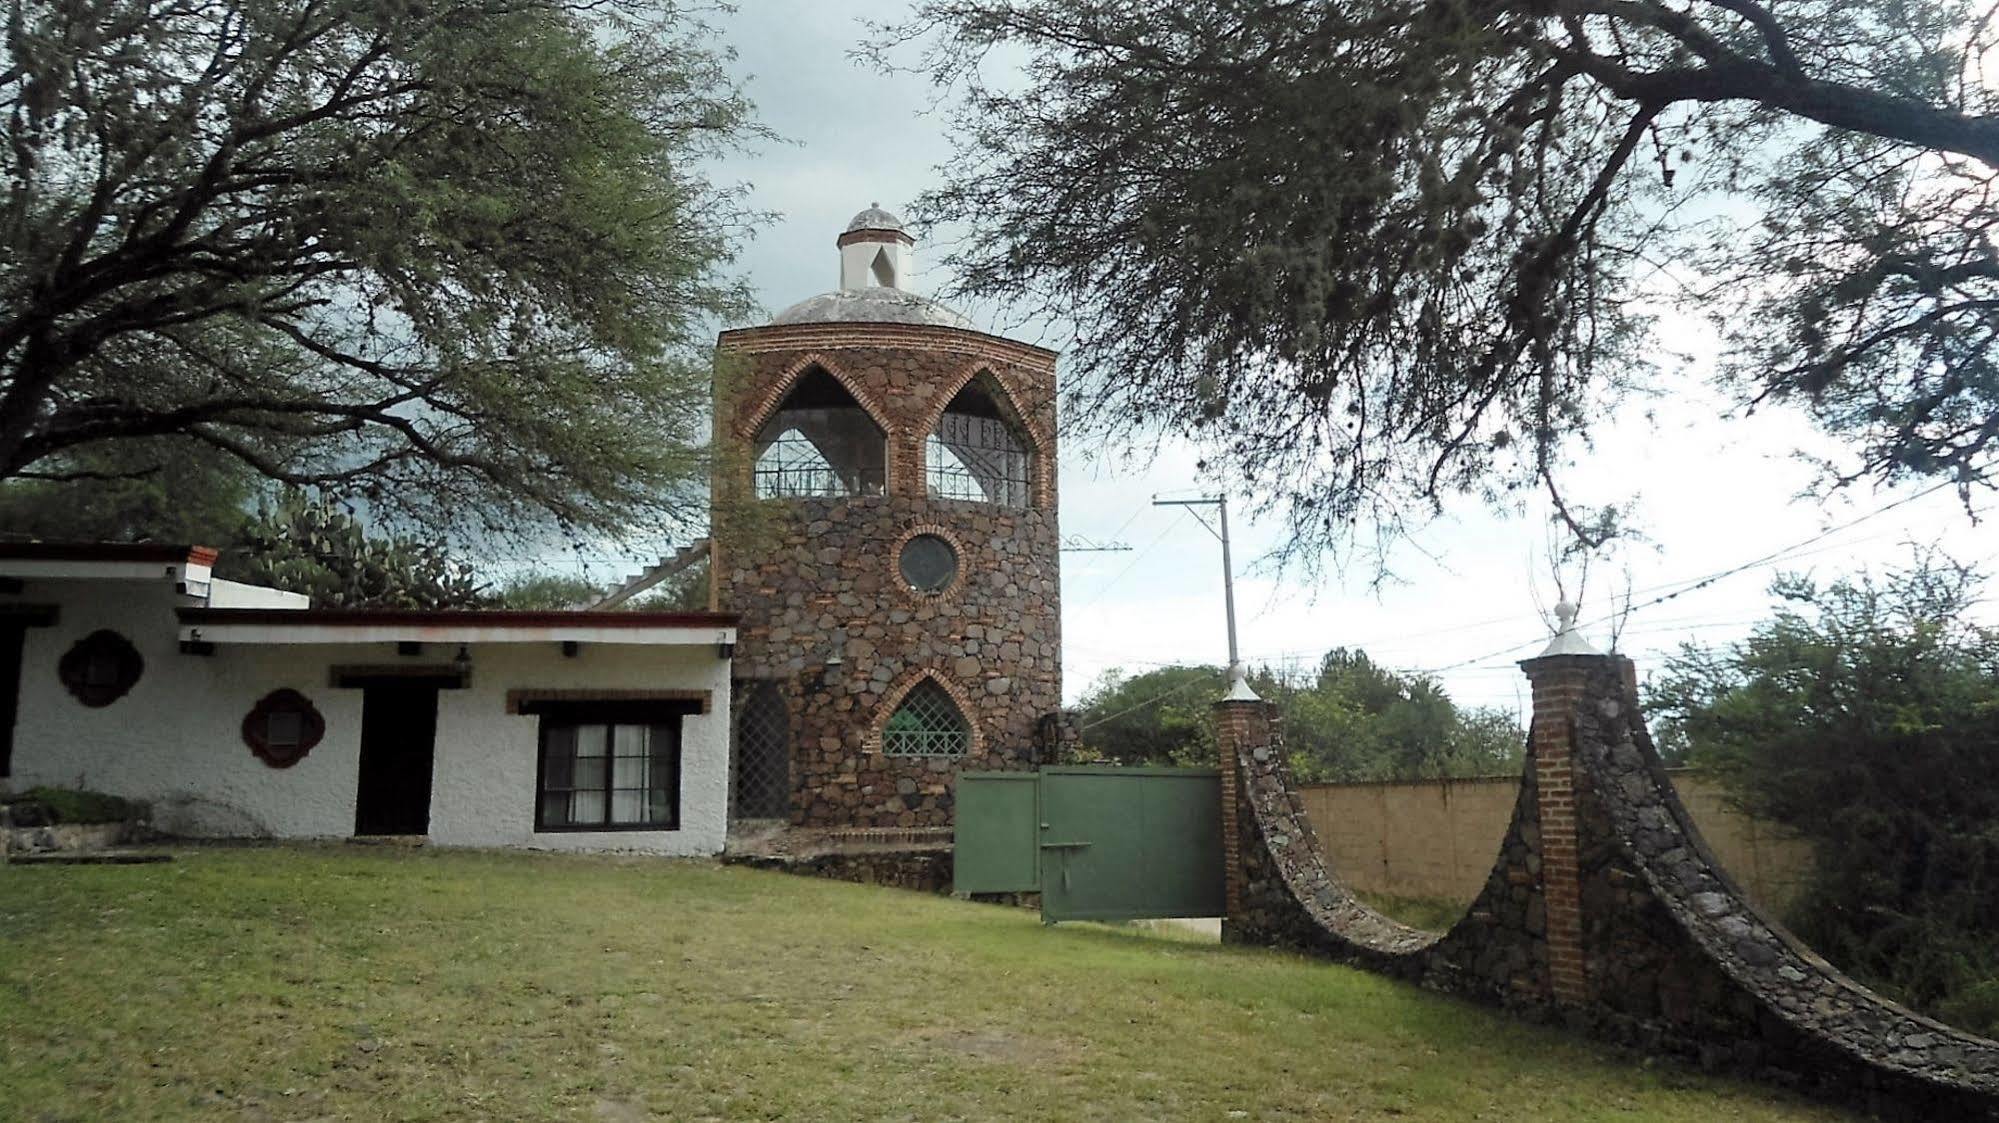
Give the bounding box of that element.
[1074,650,1521,781]
[2,0,762,542]
[1073,665,1230,767]
[224,490,481,608]
[482,574,604,610]
[1650,557,1999,1036]
[11,787,142,824]
[0,440,255,547]
[888,0,1999,554]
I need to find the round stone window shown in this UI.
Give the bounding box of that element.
[898,533,959,593]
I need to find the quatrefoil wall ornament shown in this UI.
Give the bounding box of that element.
[57,630,144,708]
[241,689,326,769]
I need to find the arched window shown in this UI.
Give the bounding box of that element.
[753,367,886,498]
[926,378,1032,507]
[882,679,971,758]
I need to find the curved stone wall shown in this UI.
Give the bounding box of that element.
[1221,654,1999,1119]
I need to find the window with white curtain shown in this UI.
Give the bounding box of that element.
[536,714,681,831]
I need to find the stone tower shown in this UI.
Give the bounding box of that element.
[712,206,1062,830]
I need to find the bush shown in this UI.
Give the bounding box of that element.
[10,787,142,825]
[1936,977,1999,1041]
[1650,556,1999,1033]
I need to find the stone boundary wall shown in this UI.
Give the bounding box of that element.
[1297,772,1812,914]
[1220,654,1999,1120]
[721,846,955,895]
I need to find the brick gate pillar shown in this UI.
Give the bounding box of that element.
[1214,670,1269,925]
[1517,601,1603,1008]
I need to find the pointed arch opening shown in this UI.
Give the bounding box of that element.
[881,678,971,758]
[753,366,887,498]
[926,376,1033,507]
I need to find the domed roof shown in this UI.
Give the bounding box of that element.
[845,204,907,234]
[771,286,973,329]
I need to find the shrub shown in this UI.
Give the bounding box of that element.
[11,787,142,825]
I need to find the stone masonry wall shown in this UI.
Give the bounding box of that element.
[1221,657,1999,1119]
[712,322,1062,828]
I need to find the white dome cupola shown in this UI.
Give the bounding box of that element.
[769,204,972,329]
[837,203,916,291]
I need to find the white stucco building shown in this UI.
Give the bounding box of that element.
[0,543,736,854]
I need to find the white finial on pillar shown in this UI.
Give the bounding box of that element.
[1223,662,1260,701]
[1538,600,1601,657]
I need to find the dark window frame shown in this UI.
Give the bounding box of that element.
[531,701,694,833]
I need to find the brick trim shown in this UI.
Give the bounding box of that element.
[720,321,1060,366]
[887,521,972,605]
[1522,658,1591,1006]
[1214,699,1263,919]
[915,360,1057,510]
[836,229,914,248]
[732,351,898,496]
[865,669,985,757]
[505,688,712,715]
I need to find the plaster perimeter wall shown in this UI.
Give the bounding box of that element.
[8,578,730,855]
[1299,772,1811,914]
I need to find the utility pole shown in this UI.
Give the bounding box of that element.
[1152,492,1258,700]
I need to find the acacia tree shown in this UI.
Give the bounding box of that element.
[883,0,1999,552]
[2,0,760,538]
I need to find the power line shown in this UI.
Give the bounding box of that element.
[1404,479,1962,676]
[1074,509,1187,610]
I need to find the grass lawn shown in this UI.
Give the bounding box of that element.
[1351,891,1469,935]
[0,846,1853,1122]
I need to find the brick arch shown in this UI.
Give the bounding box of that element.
[866,668,985,757]
[737,351,897,446]
[917,360,1055,508]
[918,359,1051,454]
[886,520,973,605]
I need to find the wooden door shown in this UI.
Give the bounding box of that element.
[354,683,439,836]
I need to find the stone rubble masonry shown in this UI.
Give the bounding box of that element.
[1218,653,1999,1120]
[712,321,1062,829]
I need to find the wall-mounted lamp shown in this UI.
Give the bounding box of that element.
[561,640,580,658]
[453,644,472,672]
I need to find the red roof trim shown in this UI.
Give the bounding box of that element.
[176,608,739,628]
[0,541,217,566]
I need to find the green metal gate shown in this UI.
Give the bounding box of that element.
[955,766,1224,923]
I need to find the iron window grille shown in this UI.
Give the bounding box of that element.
[536,714,682,831]
[927,412,1031,507]
[882,680,971,758]
[731,682,791,820]
[752,371,887,500]
[754,426,885,498]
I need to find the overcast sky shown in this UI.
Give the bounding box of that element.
[651,0,1999,714]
